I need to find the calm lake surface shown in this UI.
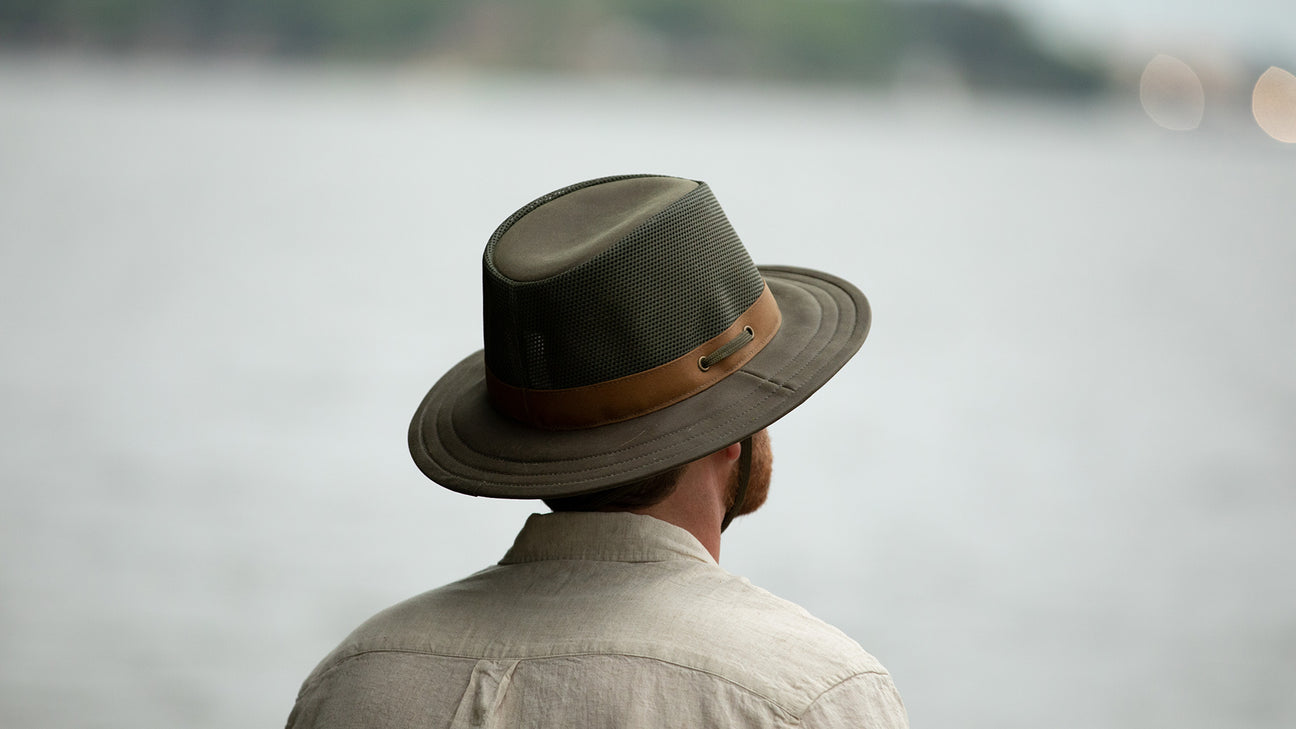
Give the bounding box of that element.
[1,54,1293,729]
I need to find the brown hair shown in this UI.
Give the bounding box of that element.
[543,464,688,513]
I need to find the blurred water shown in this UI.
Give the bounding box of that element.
[1,54,1293,729]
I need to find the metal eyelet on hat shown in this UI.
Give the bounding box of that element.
[699,326,755,371]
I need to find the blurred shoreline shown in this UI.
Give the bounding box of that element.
[1,46,1281,149]
[0,1,1113,93]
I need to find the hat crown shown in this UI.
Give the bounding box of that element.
[482,175,765,391]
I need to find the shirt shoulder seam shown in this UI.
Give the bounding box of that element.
[302,646,863,719]
[796,669,894,722]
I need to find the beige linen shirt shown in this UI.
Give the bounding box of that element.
[287,512,907,728]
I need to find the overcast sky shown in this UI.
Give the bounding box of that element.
[983,0,1295,63]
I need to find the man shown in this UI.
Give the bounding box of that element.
[287,174,907,727]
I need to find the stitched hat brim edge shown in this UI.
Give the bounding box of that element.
[408,265,871,499]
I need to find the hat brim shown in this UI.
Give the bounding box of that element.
[408,266,871,499]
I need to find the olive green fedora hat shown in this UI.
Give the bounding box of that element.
[409,174,870,499]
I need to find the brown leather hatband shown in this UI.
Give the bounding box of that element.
[486,283,782,430]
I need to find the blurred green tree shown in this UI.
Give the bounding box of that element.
[0,0,1108,94]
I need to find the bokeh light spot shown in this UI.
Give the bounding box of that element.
[1139,54,1205,132]
[1252,66,1296,143]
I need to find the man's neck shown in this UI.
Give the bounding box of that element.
[627,457,732,562]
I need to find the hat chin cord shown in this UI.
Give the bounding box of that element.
[720,436,754,533]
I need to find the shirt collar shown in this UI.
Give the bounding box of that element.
[500,512,717,566]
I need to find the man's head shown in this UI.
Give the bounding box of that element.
[408,174,869,514]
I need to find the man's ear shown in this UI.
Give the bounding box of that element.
[718,442,742,463]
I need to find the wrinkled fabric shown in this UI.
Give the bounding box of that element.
[287,512,908,728]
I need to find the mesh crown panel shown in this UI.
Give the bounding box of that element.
[483,178,764,390]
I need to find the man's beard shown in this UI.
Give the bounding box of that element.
[725,429,772,517]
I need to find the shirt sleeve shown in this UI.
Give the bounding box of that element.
[799,672,909,728]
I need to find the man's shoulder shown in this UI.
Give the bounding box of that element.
[691,568,889,678]
[314,559,888,712]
